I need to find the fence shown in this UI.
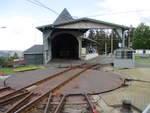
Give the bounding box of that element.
[135,49,150,56]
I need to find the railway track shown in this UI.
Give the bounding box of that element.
[0,64,97,113]
[0,65,79,105]
[0,87,15,97]
[44,93,96,113]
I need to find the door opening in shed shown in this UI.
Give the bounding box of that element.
[52,33,79,59]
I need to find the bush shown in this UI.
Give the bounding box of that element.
[0,57,9,67]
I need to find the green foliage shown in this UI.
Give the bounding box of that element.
[87,29,119,54]
[0,65,45,74]
[0,57,9,67]
[0,52,19,67]
[135,56,150,64]
[95,30,109,54]
[9,52,19,60]
[133,23,150,49]
[88,29,95,40]
[0,67,14,74]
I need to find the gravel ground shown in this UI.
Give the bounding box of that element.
[98,66,150,111]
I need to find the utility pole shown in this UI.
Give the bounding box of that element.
[111,30,114,54]
[105,41,107,55]
[128,30,130,48]
[128,25,133,48]
[122,30,126,48]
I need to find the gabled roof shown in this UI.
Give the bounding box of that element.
[53,8,74,25]
[37,9,130,31]
[24,45,43,54]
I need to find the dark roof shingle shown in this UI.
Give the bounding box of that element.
[37,8,130,31]
[53,8,74,25]
[23,45,43,54]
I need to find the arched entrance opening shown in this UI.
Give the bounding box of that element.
[52,33,79,59]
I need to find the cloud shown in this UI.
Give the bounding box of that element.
[98,0,150,11]
[96,0,150,26]
[0,16,44,50]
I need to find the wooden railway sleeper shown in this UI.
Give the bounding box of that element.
[84,93,97,113]
[0,91,30,106]
[6,92,34,113]
[14,64,95,113]
[54,94,67,113]
[44,93,53,113]
[0,87,12,93]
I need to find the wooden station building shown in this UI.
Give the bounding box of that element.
[34,8,130,64]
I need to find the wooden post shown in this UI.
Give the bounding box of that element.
[105,41,107,55]
[111,31,113,54]
[122,31,125,48]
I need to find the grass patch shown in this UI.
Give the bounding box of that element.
[0,68,14,75]
[14,65,45,72]
[0,65,45,75]
[135,56,150,64]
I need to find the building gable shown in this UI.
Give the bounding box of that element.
[53,8,74,25]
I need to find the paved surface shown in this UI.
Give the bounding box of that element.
[99,66,150,111]
[0,56,149,113]
[4,66,122,95]
[59,69,122,94]
[33,68,84,94]
[47,59,84,67]
[135,63,150,67]
[0,55,112,89]
[85,55,113,64]
[92,95,140,113]
[48,55,113,67]
[4,67,67,89]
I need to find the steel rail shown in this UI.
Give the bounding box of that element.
[6,92,34,113]
[0,87,12,93]
[45,93,96,113]
[84,93,95,113]
[15,65,94,113]
[125,78,150,83]
[44,93,53,113]
[54,95,67,113]
[0,91,30,106]
[0,66,78,103]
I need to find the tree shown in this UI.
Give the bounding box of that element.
[87,29,119,54]
[9,52,19,61]
[133,23,150,49]
[13,52,19,59]
[88,29,95,40]
[0,57,9,67]
[95,30,110,54]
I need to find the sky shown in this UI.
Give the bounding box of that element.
[0,0,150,51]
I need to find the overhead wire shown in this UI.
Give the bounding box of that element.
[25,0,150,20]
[33,0,59,15]
[26,0,45,8]
[25,0,59,15]
[25,0,78,21]
[84,9,150,18]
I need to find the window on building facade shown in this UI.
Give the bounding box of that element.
[115,51,132,59]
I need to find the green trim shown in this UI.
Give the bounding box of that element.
[114,29,122,41]
[37,17,129,31]
[80,18,129,29]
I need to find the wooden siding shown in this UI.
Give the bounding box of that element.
[55,21,120,29]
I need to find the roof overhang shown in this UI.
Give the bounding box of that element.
[37,18,130,32]
[82,37,97,43]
